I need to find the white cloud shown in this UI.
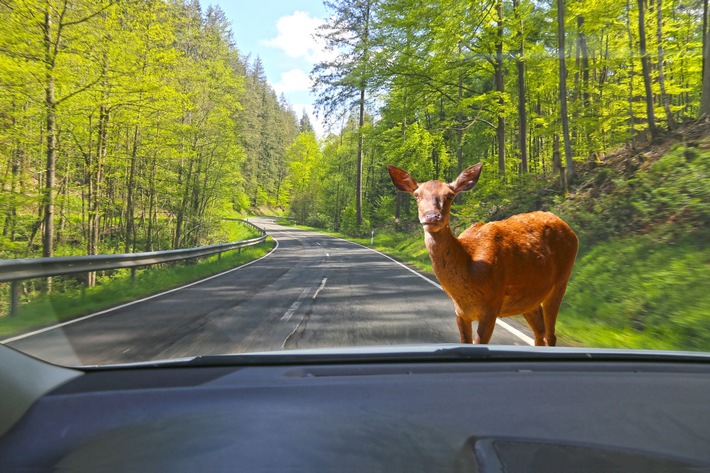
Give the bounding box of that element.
[272,69,313,94]
[262,11,328,63]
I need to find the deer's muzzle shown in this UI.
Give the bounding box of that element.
[420,211,442,225]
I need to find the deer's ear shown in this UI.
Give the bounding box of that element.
[387,165,419,193]
[451,162,483,194]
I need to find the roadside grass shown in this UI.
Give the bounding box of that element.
[558,233,710,351]
[0,238,274,339]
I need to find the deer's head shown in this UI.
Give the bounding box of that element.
[387,163,483,233]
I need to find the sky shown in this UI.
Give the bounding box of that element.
[199,1,330,136]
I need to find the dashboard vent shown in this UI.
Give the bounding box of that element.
[474,438,701,473]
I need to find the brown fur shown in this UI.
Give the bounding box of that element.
[387,163,578,345]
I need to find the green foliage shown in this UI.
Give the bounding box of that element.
[302,0,705,240]
[0,1,299,259]
[286,132,323,224]
[341,203,371,237]
[556,143,710,249]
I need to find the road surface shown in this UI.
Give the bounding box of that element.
[5,218,535,365]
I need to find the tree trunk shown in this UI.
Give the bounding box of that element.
[125,124,139,253]
[656,0,676,129]
[703,0,708,86]
[626,0,637,147]
[557,0,576,183]
[457,45,465,176]
[146,156,157,251]
[354,1,371,229]
[577,16,590,107]
[513,0,528,173]
[701,0,710,117]
[495,0,506,178]
[356,85,365,228]
[637,0,658,136]
[42,7,56,259]
[553,134,568,196]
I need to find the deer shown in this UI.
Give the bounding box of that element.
[387,163,578,346]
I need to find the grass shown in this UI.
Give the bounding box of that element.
[0,238,274,339]
[557,233,710,351]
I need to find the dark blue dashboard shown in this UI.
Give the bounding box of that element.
[1,345,709,472]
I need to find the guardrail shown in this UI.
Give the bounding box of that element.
[0,219,267,317]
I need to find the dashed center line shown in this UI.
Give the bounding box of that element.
[281,286,312,321]
[280,277,328,322]
[313,277,327,299]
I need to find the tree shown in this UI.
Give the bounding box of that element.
[0,0,304,264]
[702,0,710,117]
[637,0,658,136]
[36,1,115,258]
[312,0,377,228]
[286,132,322,224]
[513,0,528,174]
[494,0,506,178]
[655,0,676,129]
[299,111,315,133]
[557,0,576,183]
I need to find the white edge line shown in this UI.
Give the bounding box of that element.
[1,237,280,345]
[330,236,534,347]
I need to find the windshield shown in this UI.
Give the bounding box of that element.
[0,0,708,367]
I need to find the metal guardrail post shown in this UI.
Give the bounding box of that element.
[9,281,19,318]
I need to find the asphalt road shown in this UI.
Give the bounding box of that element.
[6,218,535,366]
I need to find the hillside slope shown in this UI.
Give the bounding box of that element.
[552,122,710,350]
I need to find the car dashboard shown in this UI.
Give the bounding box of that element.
[1,344,709,472]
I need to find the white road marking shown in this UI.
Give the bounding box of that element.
[313,278,327,299]
[281,286,312,321]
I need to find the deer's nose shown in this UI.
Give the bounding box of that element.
[421,211,442,224]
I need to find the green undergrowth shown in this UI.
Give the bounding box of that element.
[0,239,274,339]
[558,233,710,350]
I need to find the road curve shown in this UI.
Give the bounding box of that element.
[6,218,535,365]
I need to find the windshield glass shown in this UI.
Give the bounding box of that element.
[0,0,708,366]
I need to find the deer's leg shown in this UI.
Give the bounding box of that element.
[456,315,473,343]
[473,316,496,344]
[541,284,569,346]
[522,306,546,346]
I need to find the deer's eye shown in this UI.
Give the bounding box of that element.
[445,194,454,201]
[413,193,421,201]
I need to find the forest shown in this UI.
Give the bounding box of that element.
[0,0,707,256]
[303,0,707,234]
[0,0,306,263]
